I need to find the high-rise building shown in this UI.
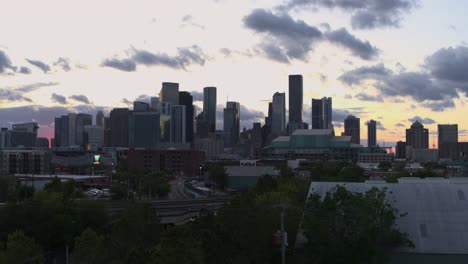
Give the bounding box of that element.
[160,82,179,105]
[203,87,217,133]
[271,92,286,135]
[54,117,62,147]
[68,113,77,146]
[36,138,49,148]
[59,115,69,147]
[109,108,130,147]
[367,119,377,147]
[133,101,151,112]
[179,92,194,143]
[96,111,105,127]
[1,122,39,148]
[75,113,92,146]
[150,97,160,109]
[84,125,103,147]
[438,124,458,148]
[406,121,429,149]
[129,111,160,148]
[265,102,273,128]
[288,75,303,124]
[171,105,186,143]
[223,101,240,147]
[196,112,209,139]
[344,115,360,145]
[395,141,408,159]
[311,97,332,129]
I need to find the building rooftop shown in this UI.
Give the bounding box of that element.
[272,136,290,142]
[292,129,333,136]
[307,178,468,255]
[225,166,279,177]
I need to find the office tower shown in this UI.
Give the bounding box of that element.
[196,112,209,139]
[406,121,429,149]
[367,119,377,147]
[203,87,217,133]
[96,111,105,127]
[179,91,194,143]
[288,75,303,124]
[271,92,286,135]
[160,82,179,105]
[129,111,160,148]
[103,117,111,147]
[150,97,160,109]
[36,138,49,148]
[396,141,408,159]
[223,101,240,147]
[84,125,103,147]
[133,101,151,112]
[265,102,273,128]
[68,113,77,146]
[312,97,333,129]
[54,117,62,147]
[109,108,130,147]
[59,115,69,147]
[75,113,92,146]
[438,124,458,148]
[344,115,360,145]
[1,122,39,148]
[12,123,39,133]
[171,105,186,143]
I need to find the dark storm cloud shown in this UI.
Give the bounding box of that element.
[244,9,379,63]
[0,82,58,103]
[190,91,203,102]
[326,28,379,60]
[54,57,71,71]
[0,50,16,74]
[408,116,436,125]
[102,58,137,72]
[69,94,91,104]
[26,59,51,73]
[280,0,418,29]
[102,46,207,72]
[19,66,31,74]
[244,9,322,62]
[419,99,455,112]
[51,93,67,104]
[134,94,151,103]
[354,92,383,102]
[395,123,405,127]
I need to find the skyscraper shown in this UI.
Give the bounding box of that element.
[438,124,458,148]
[367,120,377,147]
[150,97,160,109]
[179,91,194,143]
[75,113,92,146]
[344,115,360,145]
[96,111,105,127]
[265,102,273,128]
[109,108,130,147]
[223,101,240,147]
[54,117,62,147]
[129,111,160,148]
[288,75,303,124]
[203,87,217,133]
[68,113,77,146]
[271,92,286,135]
[311,97,332,129]
[406,121,429,149]
[159,82,179,105]
[171,105,186,143]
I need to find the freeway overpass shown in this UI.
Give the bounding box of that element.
[108,198,231,225]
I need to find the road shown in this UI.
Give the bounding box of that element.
[167,177,191,200]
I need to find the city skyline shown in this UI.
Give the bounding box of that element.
[0,0,467,144]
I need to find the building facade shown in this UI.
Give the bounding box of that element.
[271,92,286,135]
[203,87,217,133]
[109,108,130,147]
[438,124,458,148]
[159,82,179,105]
[367,119,377,147]
[179,91,194,143]
[406,121,429,149]
[170,105,186,144]
[344,115,361,145]
[288,74,303,125]
[223,101,240,148]
[311,97,332,130]
[0,149,50,175]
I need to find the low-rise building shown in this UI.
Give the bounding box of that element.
[0,149,50,175]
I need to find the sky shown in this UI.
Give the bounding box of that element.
[0,0,467,146]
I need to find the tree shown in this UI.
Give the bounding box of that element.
[0,176,17,202]
[72,228,105,264]
[208,165,227,190]
[302,186,413,264]
[0,230,44,264]
[142,172,170,199]
[379,161,393,172]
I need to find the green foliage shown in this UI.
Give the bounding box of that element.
[301,161,366,182]
[302,186,413,264]
[379,161,393,172]
[142,172,170,199]
[0,230,44,264]
[72,228,105,264]
[208,164,227,190]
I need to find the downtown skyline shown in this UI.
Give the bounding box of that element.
[0,0,467,144]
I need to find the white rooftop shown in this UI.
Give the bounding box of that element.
[307,178,468,255]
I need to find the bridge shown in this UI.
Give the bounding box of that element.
[107,197,231,225]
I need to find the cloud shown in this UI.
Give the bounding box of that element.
[281,0,418,29]
[220,48,232,56]
[121,98,132,106]
[102,58,137,72]
[134,94,151,103]
[419,99,455,112]
[354,92,383,102]
[54,57,71,71]
[0,82,58,104]
[51,93,67,104]
[338,63,391,85]
[181,15,205,29]
[326,28,379,60]
[26,59,51,73]
[19,66,31,74]
[395,123,405,127]
[0,50,16,74]
[190,91,203,102]
[243,9,322,63]
[103,46,207,71]
[69,94,91,104]
[408,116,436,125]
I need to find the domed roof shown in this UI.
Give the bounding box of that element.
[411,121,424,128]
